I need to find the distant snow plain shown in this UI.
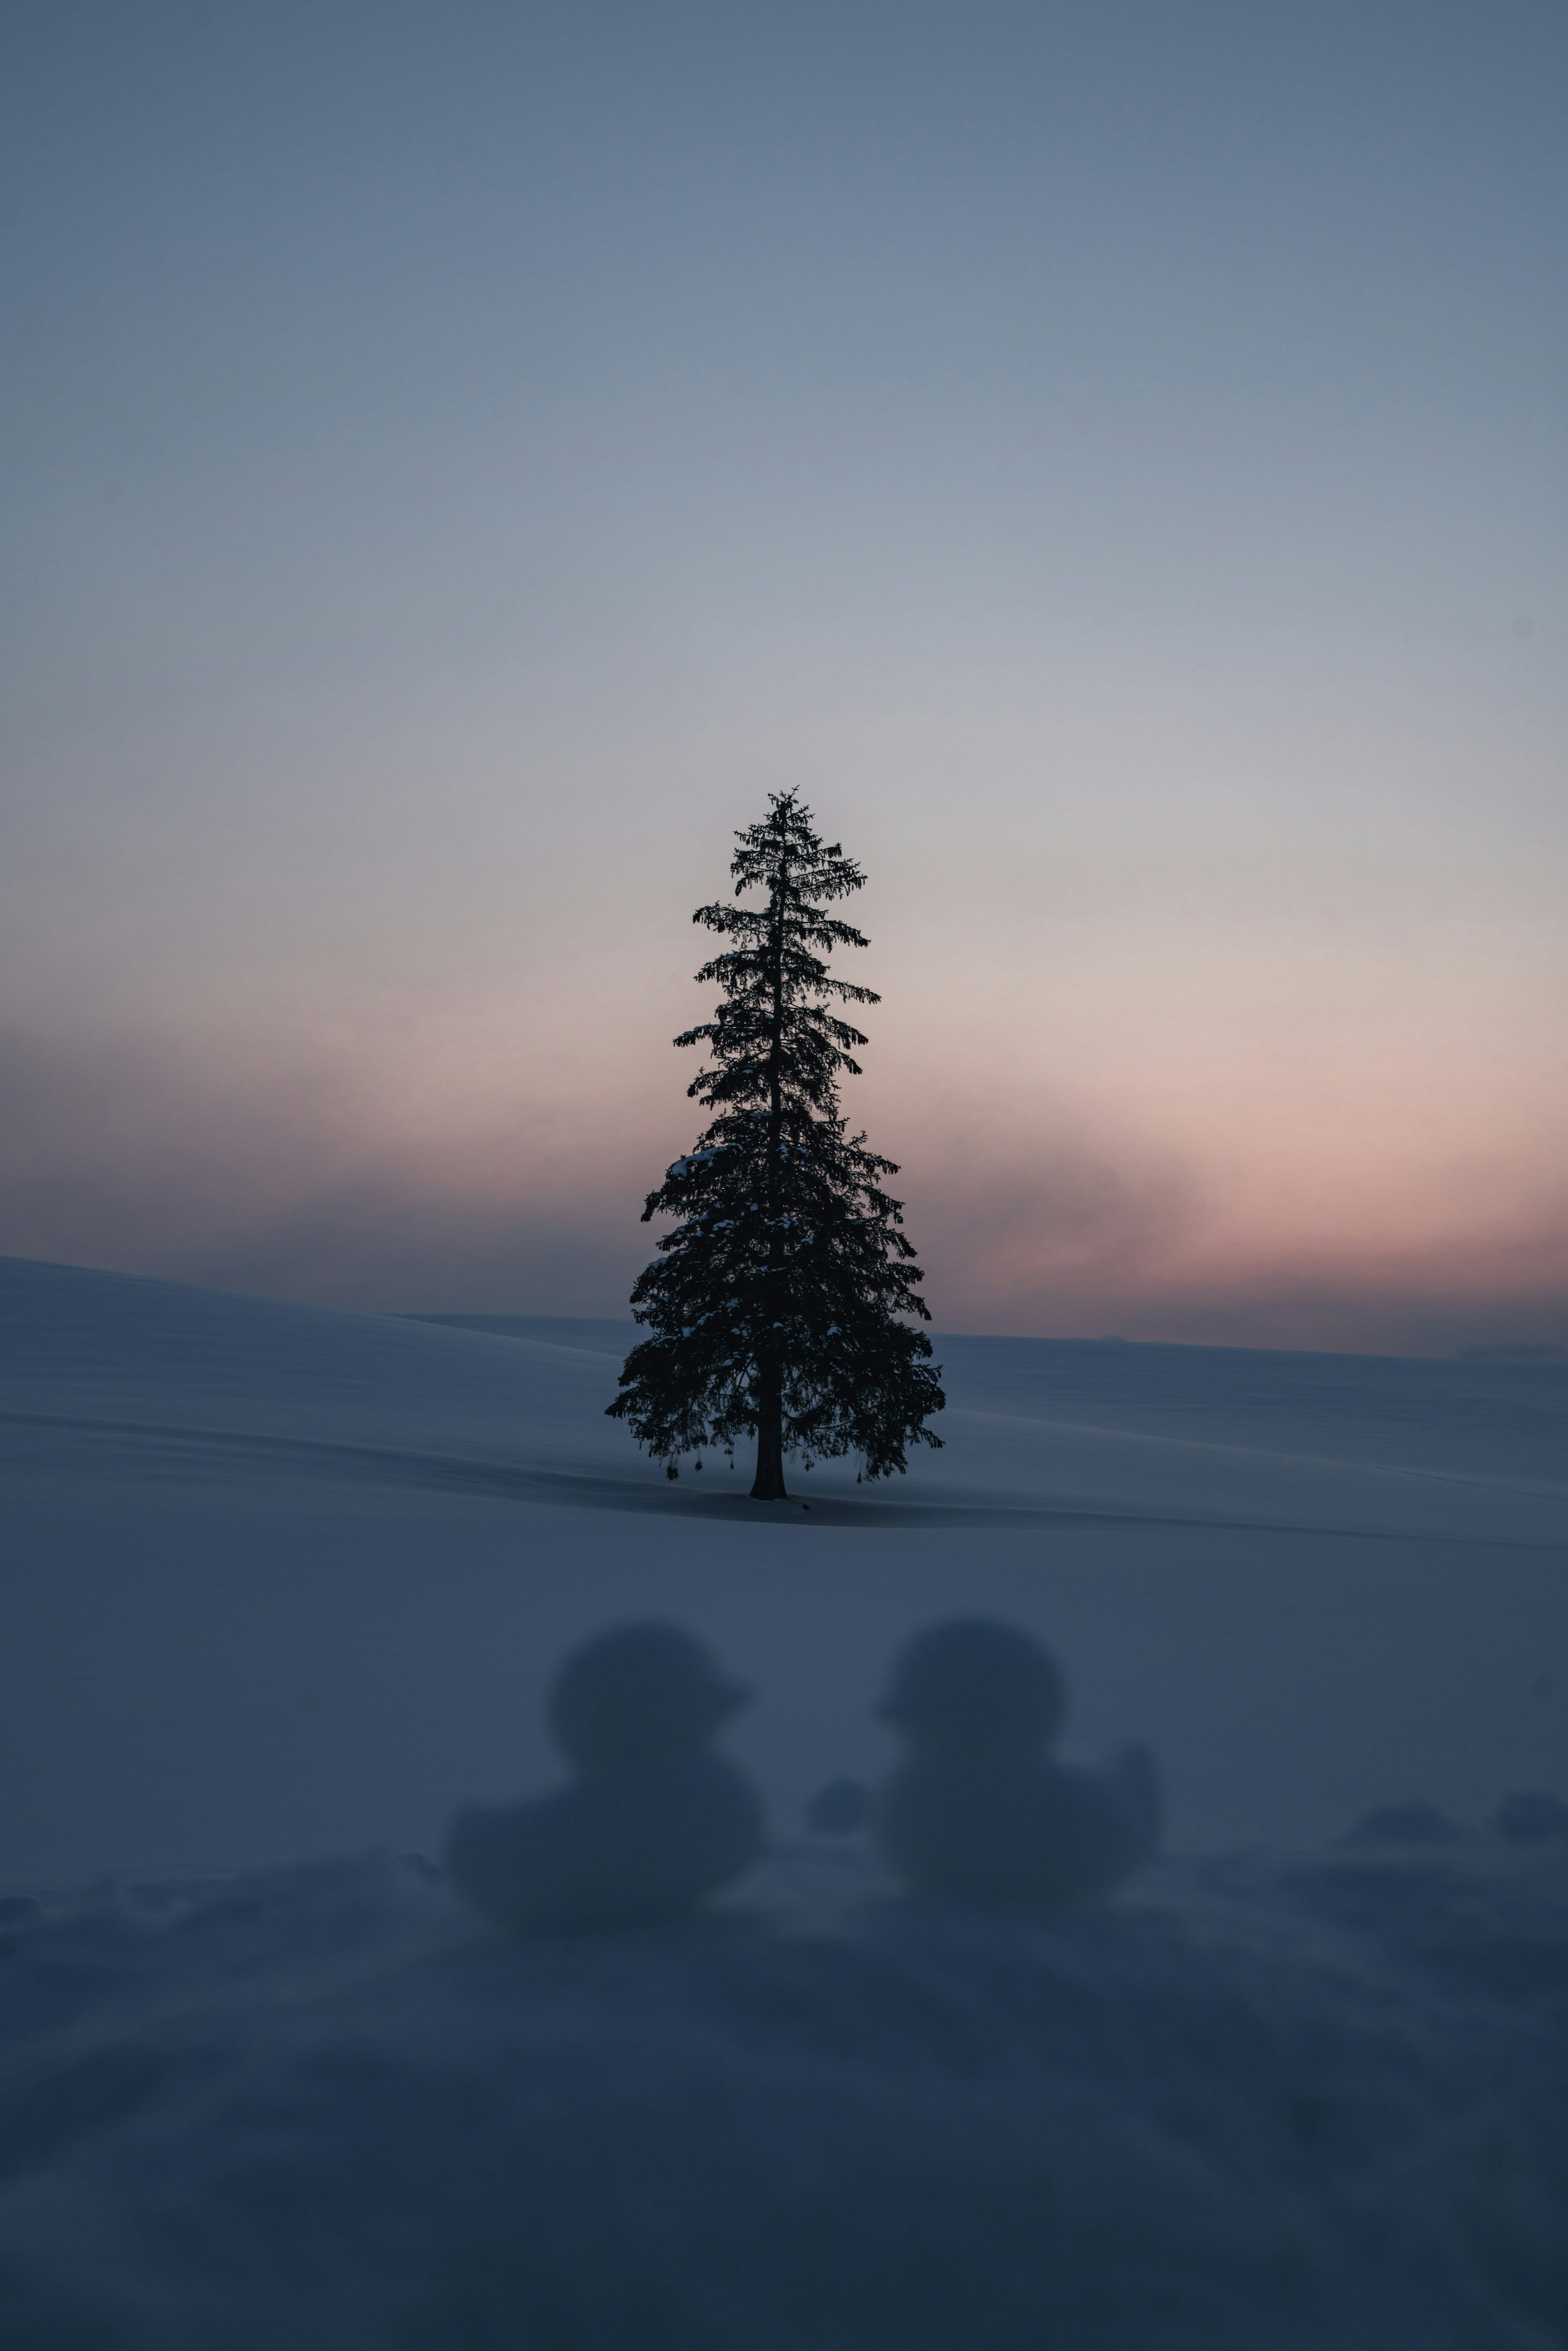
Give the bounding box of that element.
[0,1254,1564,2347]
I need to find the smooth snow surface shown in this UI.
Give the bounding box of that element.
[1,1256,1566,2345]
[3,1256,1564,1880]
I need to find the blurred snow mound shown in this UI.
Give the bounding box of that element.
[0,1842,1564,2349]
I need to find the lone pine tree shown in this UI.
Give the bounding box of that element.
[607,791,944,1501]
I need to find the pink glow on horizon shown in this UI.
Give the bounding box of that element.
[2,1000,1563,1357]
[3,2,1564,1359]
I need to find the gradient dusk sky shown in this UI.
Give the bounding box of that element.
[2,0,1564,1352]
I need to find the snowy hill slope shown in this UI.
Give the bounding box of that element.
[420,1310,1568,1487]
[2,1253,1564,1881]
[1,1257,1566,2347]
[9,1257,1565,1539]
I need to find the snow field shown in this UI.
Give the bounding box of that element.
[1,1256,1563,1881]
[0,1841,1563,2349]
[0,1254,1564,2344]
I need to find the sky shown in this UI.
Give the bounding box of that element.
[2,0,1564,1353]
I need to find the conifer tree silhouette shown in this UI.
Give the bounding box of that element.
[608,792,944,1500]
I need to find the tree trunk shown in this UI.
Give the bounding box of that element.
[750,1356,788,1499]
[750,832,791,1503]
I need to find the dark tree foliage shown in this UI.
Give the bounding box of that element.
[607,792,944,1500]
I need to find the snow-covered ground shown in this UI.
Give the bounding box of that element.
[1,1255,1565,2345]
[0,1840,1565,2349]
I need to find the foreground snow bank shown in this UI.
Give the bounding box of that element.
[0,1843,1563,2349]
